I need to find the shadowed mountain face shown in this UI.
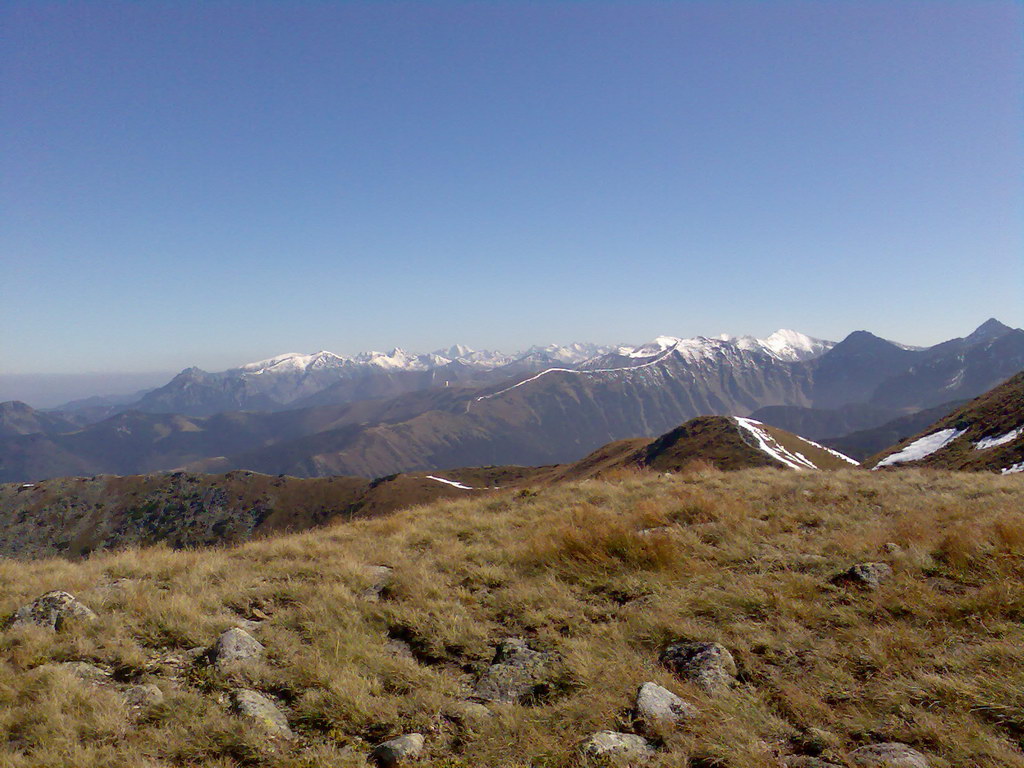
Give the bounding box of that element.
[1,320,1020,483]
[823,400,968,461]
[868,371,1024,472]
[0,401,85,438]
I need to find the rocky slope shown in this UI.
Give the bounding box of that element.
[0,470,1019,767]
[0,466,533,560]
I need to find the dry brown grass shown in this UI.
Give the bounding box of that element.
[0,468,1021,766]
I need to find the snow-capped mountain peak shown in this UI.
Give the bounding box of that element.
[617,329,834,364]
[238,351,348,374]
[757,329,835,361]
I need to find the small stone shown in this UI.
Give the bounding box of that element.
[359,565,394,600]
[783,758,843,768]
[446,700,492,727]
[882,542,903,554]
[471,637,552,704]
[850,743,929,768]
[122,683,164,709]
[39,661,109,682]
[659,641,737,693]
[370,733,425,767]
[385,639,414,658]
[634,682,697,730]
[213,627,264,671]
[832,562,894,590]
[8,591,97,631]
[580,731,655,764]
[231,688,293,739]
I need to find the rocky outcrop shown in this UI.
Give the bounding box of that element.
[659,641,737,693]
[7,591,97,631]
[471,637,552,704]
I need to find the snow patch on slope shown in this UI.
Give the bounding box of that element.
[975,427,1024,450]
[796,435,861,466]
[733,417,817,470]
[874,428,966,469]
[1001,461,1024,475]
[473,342,682,405]
[425,475,474,490]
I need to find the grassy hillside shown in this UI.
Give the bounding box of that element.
[0,468,1021,766]
[869,371,1024,472]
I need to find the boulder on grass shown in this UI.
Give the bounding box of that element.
[659,641,737,693]
[634,681,697,730]
[580,731,655,764]
[471,637,552,704]
[850,743,929,768]
[832,562,893,590]
[213,627,264,671]
[8,591,97,631]
[370,733,425,767]
[231,688,293,739]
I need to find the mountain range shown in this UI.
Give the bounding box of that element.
[1,319,1021,483]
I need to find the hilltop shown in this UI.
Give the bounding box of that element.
[0,469,1021,767]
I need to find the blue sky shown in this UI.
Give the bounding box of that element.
[3,0,1021,377]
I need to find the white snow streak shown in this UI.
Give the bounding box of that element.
[1001,461,1024,475]
[425,475,474,490]
[874,428,966,469]
[472,342,683,405]
[975,427,1023,450]
[733,417,817,470]
[797,435,861,466]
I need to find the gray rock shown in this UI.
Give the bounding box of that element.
[231,688,293,739]
[447,700,492,726]
[359,565,394,600]
[580,731,655,764]
[882,542,903,554]
[369,733,425,767]
[659,641,737,693]
[832,562,893,590]
[783,758,843,768]
[471,637,552,704]
[850,743,929,768]
[8,591,97,631]
[385,639,414,659]
[213,627,264,671]
[634,681,697,729]
[122,683,164,709]
[39,661,109,682]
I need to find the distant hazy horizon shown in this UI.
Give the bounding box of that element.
[3,2,1021,378]
[2,316,1019,408]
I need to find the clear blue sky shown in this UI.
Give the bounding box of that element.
[3,0,1021,375]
